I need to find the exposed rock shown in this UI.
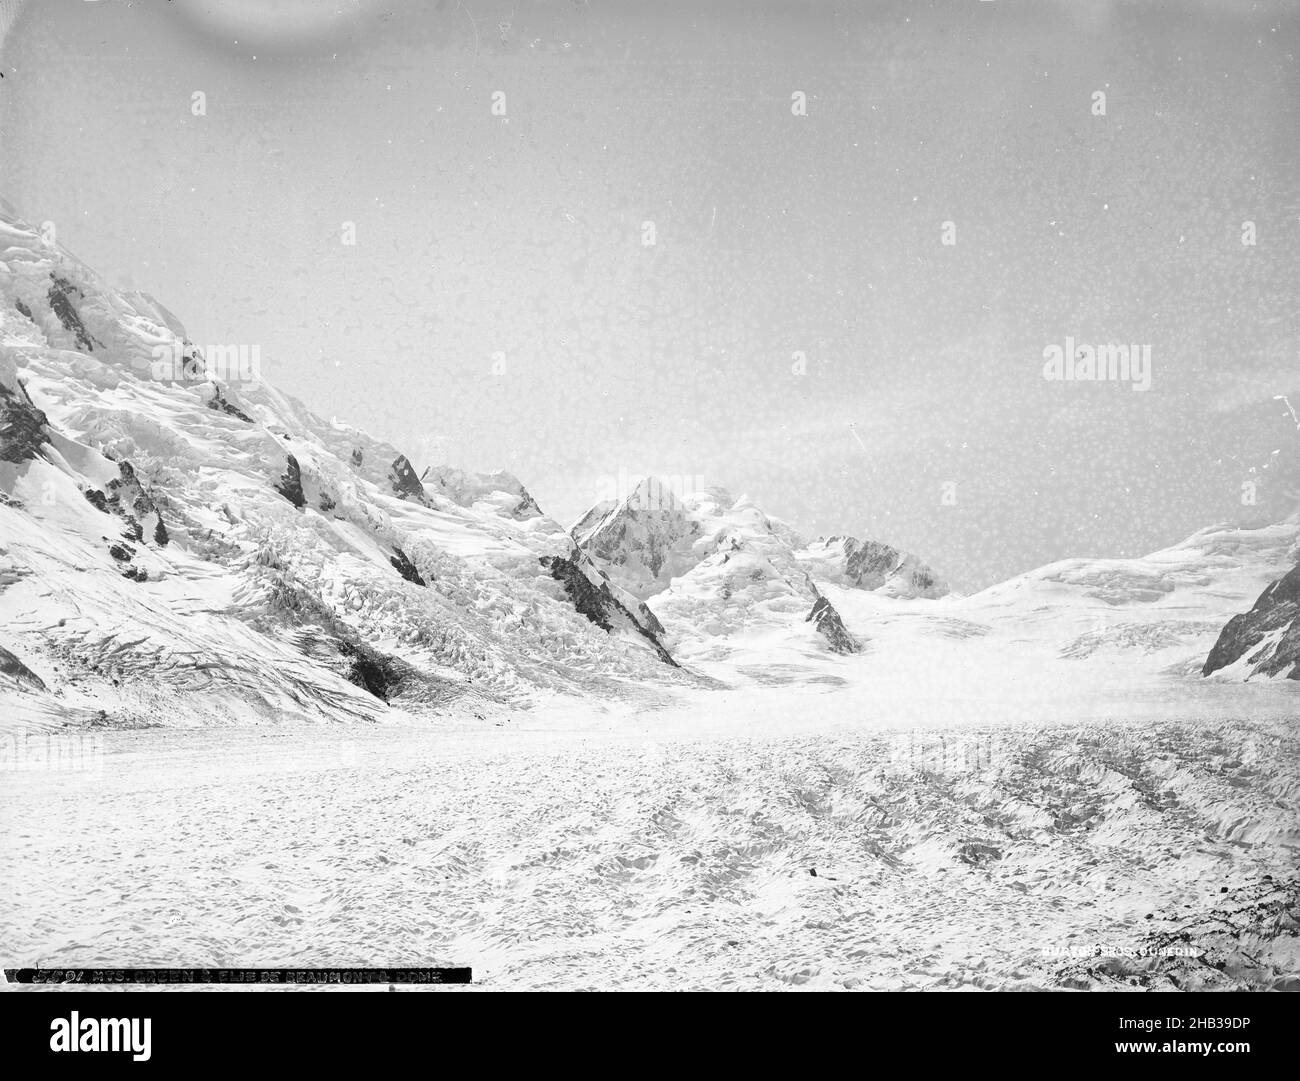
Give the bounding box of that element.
[106,461,169,546]
[274,453,306,508]
[806,593,859,654]
[46,273,100,352]
[1203,563,1300,679]
[14,299,32,320]
[207,384,254,423]
[388,454,426,502]
[0,379,50,463]
[822,535,948,598]
[0,643,47,691]
[389,546,427,586]
[339,639,404,701]
[512,484,543,520]
[570,478,708,600]
[539,553,677,666]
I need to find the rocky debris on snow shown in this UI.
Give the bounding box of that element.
[1053,876,1300,991]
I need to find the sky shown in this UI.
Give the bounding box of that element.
[1,0,1298,590]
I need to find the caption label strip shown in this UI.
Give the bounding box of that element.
[5,968,471,985]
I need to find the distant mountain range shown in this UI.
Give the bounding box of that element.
[1,198,1295,731]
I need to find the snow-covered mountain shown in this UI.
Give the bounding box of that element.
[1203,561,1300,680]
[952,515,1300,678]
[0,201,684,728]
[571,475,946,662]
[2,193,1291,734]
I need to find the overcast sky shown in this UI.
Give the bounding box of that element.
[2,0,1298,589]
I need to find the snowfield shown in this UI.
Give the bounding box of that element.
[3,690,1298,991]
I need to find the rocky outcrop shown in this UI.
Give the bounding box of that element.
[0,643,47,692]
[106,461,169,546]
[825,536,948,598]
[46,273,100,352]
[389,546,427,586]
[274,453,306,508]
[388,454,426,502]
[539,553,677,666]
[0,378,50,463]
[806,593,859,654]
[513,485,543,520]
[1203,564,1300,679]
[207,384,254,423]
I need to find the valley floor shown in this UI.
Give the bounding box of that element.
[3,684,1298,991]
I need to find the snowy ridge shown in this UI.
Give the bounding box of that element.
[2,192,1293,736]
[573,477,946,664]
[0,201,685,729]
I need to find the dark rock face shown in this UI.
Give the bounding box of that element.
[806,594,859,654]
[0,379,50,463]
[14,299,32,320]
[351,448,363,468]
[388,455,426,502]
[1203,564,1300,679]
[389,546,427,586]
[340,639,404,701]
[275,453,306,508]
[539,554,677,666]
[0,643,47,691]
[47,273,100,352]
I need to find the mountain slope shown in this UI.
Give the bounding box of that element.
[572,477,946,664]
[1203,562,1300,680]
[0,201,682,729]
